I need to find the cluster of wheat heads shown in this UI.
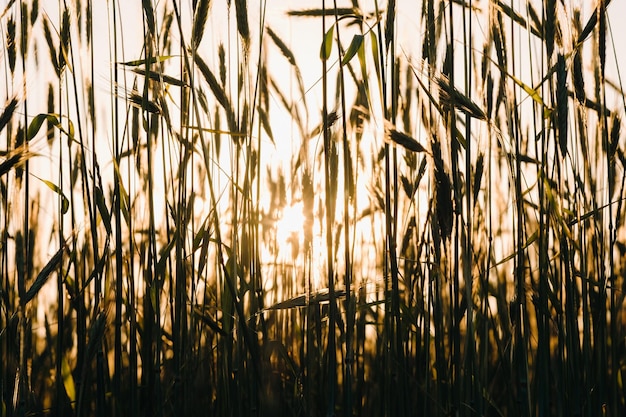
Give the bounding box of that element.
[1,0,625,416]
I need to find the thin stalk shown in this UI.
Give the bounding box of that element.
[330,3,353,415]
[321,2,337,415]
[509,4,530,412]
[461,0,477,414]
[446,2,462,414]
[18,1,30,413]
[110,0,124,414]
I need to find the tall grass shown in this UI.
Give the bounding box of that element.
[1,0,626,416]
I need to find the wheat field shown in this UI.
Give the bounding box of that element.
[1,1,626,416]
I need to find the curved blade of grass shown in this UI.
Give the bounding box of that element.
[27,113,75,142]
[342,34,364,65]
[493,230,538,267]
[32,174,69,214]
[118,55,175,67]
[24,245,65,304]
[131,67,188,87]
[287,8,356,17]
[320,23,335,60]
[62,356,76,409]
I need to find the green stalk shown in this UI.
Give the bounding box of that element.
[330,3,354,415]
[321,2,338,414]
[461,0,477,413]
[18,2,30,413]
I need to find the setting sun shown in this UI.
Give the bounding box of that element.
[275,201,305,260]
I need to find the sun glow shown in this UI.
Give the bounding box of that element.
[275,201,306,260]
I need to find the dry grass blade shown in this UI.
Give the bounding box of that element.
[287,8,357,17]
[131,67,188,87]
[266,288,347,310]
[119,55,174,67]
[23,245,66,305]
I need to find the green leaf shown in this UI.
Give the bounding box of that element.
[320,24,335,61]
[370,31,382,100]
[342,34,364,65]
[27,113,57,141]
[27,113,76,142]
[62,356,76,408]
[494,230,538,267]
[34,175,69,214]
